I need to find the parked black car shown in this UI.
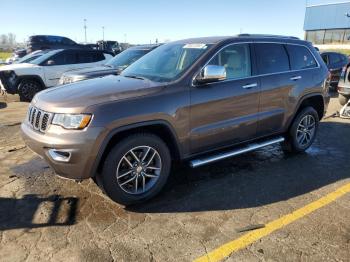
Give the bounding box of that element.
[27,35,90,53]
[59,44,159,84]
[320,51,348,89]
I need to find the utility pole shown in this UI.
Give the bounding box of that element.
[102,26,105,41]
[84,19,87,44]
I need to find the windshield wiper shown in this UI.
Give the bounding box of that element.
[123,74,147,80]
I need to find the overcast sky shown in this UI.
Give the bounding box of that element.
[1,0,342,44]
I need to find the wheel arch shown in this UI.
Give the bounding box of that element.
[287,93,325,130]
[92,120,183,176]
[16,75,46,89]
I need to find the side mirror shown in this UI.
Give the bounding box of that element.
[46,60,55,66]
[196,65,226,84]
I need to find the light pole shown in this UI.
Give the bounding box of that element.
[84,19,87,44]
[102,26,105,41]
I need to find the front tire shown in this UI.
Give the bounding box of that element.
[282,107,319,153]
[100,133,171,205]
[18,79,42,102]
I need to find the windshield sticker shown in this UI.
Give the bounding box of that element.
[183,43,207,49]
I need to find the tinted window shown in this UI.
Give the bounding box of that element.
[208,44,251,79]
[77,51,94,63]
[329,53,343,64]
[45,51,77,66]
[286,45,317,70]
[255,43,290,74]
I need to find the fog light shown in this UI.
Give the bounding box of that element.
[48,149,72,162]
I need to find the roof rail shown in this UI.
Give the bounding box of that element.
[237,34,300,40]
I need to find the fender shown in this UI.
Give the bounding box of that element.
[90,120,183,177]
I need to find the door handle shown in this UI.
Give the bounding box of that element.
[290,76,302,81]
[242,83,258,89]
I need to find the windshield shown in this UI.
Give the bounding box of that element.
[29,50,62,65]
[105,48,149,69]
[16,50,49,64]
[121,43,210,82]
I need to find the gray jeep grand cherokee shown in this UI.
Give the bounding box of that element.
[21,35,330,205]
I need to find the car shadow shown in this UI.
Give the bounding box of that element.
[0,194,79,231]
[127,121,350,213]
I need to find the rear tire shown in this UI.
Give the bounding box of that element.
[18,79,43,102]
[99,133,171,206]
[282,107,319,154]
[338,93,349,106]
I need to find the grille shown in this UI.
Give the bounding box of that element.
[27,106,53,133]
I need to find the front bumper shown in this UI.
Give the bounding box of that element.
[21,121,105,180]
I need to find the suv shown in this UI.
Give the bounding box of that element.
[27,35,89,53]
[21,35,330,205]
[337,63,350,105]
[0,49,113,101]
[59,45,159,85]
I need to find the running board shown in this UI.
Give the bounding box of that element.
[190,136,285,168]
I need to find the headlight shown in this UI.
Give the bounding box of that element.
[52,114,92,129]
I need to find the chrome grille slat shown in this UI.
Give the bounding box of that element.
[27,106,52,133]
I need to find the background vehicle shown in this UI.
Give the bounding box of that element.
[0,49,113,101]
[15,50,48,64]
[21,35,329,205]
[5,49,27,64]
[337,64,350,105]
[59,44,159,85]
[321,51,348,89]
[27,35,91,53]
[96,40,122,55]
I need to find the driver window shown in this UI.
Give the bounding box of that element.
[208,44,251,80]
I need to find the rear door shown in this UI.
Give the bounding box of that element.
[255,43,319,136]
[190,43,261,153]
[254,42,294,136]
[42,50,78,87]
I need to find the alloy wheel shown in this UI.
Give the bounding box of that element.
[116,146,162,195]
[296,114,316,147]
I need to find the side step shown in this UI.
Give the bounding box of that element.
[190,136,285,168]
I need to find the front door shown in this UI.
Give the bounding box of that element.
[190,43,260,153]
[43,50,78,87]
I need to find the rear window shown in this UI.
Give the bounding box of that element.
[286,45,317,70]
[255,43,290,74]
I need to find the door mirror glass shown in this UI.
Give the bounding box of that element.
[196,65,226,83]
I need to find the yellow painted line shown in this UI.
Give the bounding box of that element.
[194,182,350,262]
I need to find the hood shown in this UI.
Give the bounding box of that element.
[0,63,37,71]
[33,75,162,113]
[64,65,119,78]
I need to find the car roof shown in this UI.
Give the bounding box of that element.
[172,34,303,45]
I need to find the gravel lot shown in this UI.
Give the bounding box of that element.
[0,94,349,262]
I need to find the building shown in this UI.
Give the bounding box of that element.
[304,1,350,45]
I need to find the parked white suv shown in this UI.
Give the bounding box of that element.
[0,49,113,101]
